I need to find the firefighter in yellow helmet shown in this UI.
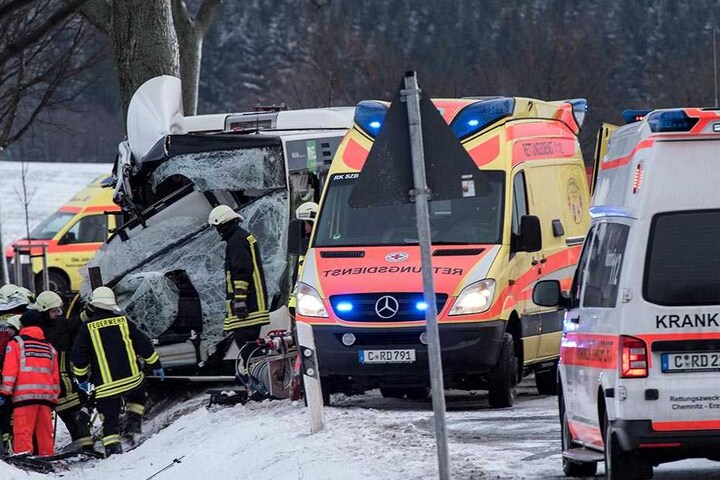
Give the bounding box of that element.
[71,287,163,457]
[208,205,269,351]
[33,291,94,452]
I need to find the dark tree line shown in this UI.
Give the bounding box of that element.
[4,0,720,163]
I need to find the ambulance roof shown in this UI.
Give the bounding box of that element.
[61,174,118,211]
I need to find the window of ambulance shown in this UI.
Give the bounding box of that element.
[644,210,720,305]
[29,211,75,240]
[314,171,505,247]
[581,223,629,308]
[60,214,108,244]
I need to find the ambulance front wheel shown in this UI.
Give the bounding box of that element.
[603,410,653,480]
[487,333,517,408]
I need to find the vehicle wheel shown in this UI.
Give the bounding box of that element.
[36,270,70,293]
[560,389,597,477]
[488,333,517,408]
[604,411,653,480]
[535,360,559,395]
[380,387,405,399]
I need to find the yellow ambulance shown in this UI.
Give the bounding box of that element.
[4,175,120,293]
[292,97,592,406]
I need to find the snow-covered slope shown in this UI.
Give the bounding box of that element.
[0,161,112,247]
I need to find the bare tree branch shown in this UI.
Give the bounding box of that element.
[195,0,222,35]
[77,0,111,33]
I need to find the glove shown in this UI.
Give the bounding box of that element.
[0,396,5,407]
[76,381,90,394]
[153,368,165,381]
[231,299,248,318]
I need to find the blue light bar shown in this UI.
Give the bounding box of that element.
[621,109,651,124]
[336,301,354,312]
[354,100,388,137]
[646,109,699,133]
[416,301,429,311]
[450,98,515,139]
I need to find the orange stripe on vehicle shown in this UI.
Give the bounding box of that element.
[601,139,654,170]
[342,138,369,171]
[652,420,720,432]
[85,205,120,213]
[561,333,618,369]
[467,136,500,167]
[568,418,603,448]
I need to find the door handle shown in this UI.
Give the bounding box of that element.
[540,257,547,264]
[569,316,580,324]
[531,259,539,266]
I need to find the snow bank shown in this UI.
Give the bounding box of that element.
[0,161,112,247]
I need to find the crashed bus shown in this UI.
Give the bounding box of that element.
[82,76,352,381]
[292,96,591,406]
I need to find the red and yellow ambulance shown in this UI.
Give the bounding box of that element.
[5,175,120,293]
[293,97,591,406]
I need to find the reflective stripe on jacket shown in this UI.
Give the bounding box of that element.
[71,310,160,399]
[0,327,60,407]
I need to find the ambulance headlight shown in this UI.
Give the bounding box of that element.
[449,279,495,316]
[296,283,328,318]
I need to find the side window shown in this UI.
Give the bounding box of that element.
[64,215,108,244]
[571,227,595,303]
[511,171,528,236]
[582,223,630,308]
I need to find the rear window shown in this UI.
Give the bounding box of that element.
[644,210,720,305]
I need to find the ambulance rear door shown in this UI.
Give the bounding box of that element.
[590,123,618,195]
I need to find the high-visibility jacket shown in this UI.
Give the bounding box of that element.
[71,309,160,400]
[43,315,82,412]
[1,326,60,407]
[221,222,269,331]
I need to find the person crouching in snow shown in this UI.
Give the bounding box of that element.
[0,310,60,456]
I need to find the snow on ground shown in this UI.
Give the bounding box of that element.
[0,161,112,247]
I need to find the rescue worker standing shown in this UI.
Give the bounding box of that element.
[71,287,164,457]
[0,310,60,456]
[208,205,270,349]
[34,291,93,452]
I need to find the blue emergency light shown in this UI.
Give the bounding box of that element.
[621,110,652,124]
[354,100,388,136]
[450,98,515,139]
[415,301,429,311]
[646,109,699,133]
[336,301,354,312]
[566,98,588,129]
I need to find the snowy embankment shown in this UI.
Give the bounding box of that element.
[0,161,112,247]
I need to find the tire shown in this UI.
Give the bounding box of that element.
[604,411,653,480]
[36,270,70,293]
[380,387,405,399]
[560,389,597,477]
[535,360,559,396]
[488,333,518,408]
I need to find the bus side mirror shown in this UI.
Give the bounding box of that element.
[533,280,562,307]
[288,219,310,256]
[518,215,541,252]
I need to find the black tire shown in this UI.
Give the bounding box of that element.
[36,270,70,294]
[560,388,597,477]
[488,333,518,408]
[604,410,653,480]
[535,360,559,396]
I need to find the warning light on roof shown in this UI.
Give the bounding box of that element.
[450,98,515,139]
[354,100,389,137]
[621,110,652,124]
[646,109,699,133]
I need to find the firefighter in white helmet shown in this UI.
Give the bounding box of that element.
[34,291,94,452]
[71,286,163,457]
[288,202,318,315]
[208,205,269,352]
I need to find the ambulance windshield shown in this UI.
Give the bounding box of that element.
[29,211,75,239]
[314,171,505,247]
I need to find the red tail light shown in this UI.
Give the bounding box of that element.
[620,335,648,378]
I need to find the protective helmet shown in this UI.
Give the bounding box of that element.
[0,284,19,301]
[295,202,319,221]
[5,314,22,331]
[34,291,63,312]
[14,287,36,305]
[208,205,243,226]
[90,286,120,312]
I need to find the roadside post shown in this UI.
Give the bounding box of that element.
[349,71,484,479]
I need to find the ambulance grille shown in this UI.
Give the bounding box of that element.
[432,248,485,256]
[329,293,448,322]
[319,251,365,258]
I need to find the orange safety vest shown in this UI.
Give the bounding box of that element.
[1,327,60,407]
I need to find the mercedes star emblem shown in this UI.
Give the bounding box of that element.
[375,295,400,319]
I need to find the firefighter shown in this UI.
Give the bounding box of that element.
[0,285,35,320]
[34,291,93,452]
[287,202,318,316]
[208,205,269,350]
[0,310,60,456]
[71,287,164,457]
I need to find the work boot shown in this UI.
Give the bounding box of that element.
[104,442,123,458]
[124,412,142,435]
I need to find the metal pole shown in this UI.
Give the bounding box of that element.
[13,246,21,286]
[41,243,49,291]
[714,27,718,107]
[403,71,451,480]
[0,198,8,286]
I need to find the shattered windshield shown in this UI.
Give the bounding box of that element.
[314,171,505,247]
[29,211,75,240]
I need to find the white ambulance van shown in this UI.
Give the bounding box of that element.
[533,108,720,479]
